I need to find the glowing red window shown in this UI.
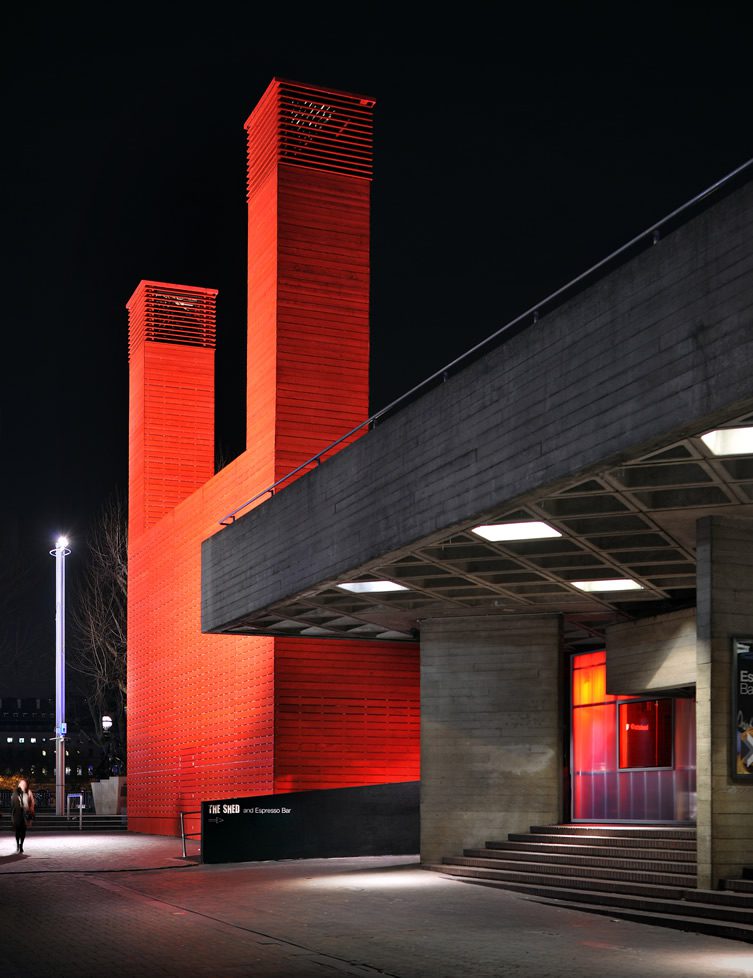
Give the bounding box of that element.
[618,699,673,769]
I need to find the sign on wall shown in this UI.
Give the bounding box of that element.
[732,637,753,781]
[201,781,419,864]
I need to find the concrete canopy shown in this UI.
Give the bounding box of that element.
[202,178,753,652]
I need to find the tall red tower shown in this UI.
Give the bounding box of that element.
[245,80,373,478]
[126,80,418,837]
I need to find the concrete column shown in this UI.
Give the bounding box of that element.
[696,516,753,888]
[420,615,563,865]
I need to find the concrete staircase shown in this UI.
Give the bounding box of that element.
[431,824,753,944]
[30,814,127,832]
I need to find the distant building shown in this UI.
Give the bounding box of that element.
[0,695,109,791]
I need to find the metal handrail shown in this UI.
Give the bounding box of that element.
[66,792,84,831]
[218,155,753,527]
[179,809,201,859]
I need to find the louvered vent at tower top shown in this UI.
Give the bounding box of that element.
[127,281,217,360]
[244,78,375,198]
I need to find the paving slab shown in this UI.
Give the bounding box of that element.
[0,829,194,872]
[1,832,752,977]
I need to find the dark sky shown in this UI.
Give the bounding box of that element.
[3,3,753,694]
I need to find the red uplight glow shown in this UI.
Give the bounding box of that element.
[127,81,418,839]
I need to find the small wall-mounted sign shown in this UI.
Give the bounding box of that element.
[732,637,753,781]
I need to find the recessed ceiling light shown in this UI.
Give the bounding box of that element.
[336,581,408,593]
[472,521,562,542]
[700,427,753,456]
[572,578,644,592]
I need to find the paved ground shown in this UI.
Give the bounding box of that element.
[2,830,753,978]
[0,829,192,872]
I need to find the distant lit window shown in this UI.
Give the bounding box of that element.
[18,738,24,744]
[619,699,673,769]
[30,738,36,744]
[6,737,12,743]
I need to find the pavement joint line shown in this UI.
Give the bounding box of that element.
[0,862,199,875]
[84,875,406,978]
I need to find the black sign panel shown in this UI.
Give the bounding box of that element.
[201,781,419,864]
[732,637,753,781]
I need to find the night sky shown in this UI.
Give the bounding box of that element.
[3,4,753,694]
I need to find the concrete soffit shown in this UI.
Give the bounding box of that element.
[202,183,753,651]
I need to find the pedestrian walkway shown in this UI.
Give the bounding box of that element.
[1,831,752,977]
[0,829,194,872]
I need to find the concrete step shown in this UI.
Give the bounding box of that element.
[504,832,696,852]
[524,894,753,945]
[429,868,753,941]
[724,878,753,894]
[438,822,753,942]
[462,847,696,877]
[479,839,696,864]
[529,823,696,840]
[436,862,689,899]
[683,887,753,909]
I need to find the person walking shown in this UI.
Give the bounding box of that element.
[10,778,35,853]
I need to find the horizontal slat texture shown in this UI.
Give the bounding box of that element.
[274,165,370,478]
[245,90,371,481]
[128,282,217,535]
[245,79,374,196]
[128,81,418,838]
[127,280,217,359]
[274,638,420,791]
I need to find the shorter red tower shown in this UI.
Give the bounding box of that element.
[127,282,217,537]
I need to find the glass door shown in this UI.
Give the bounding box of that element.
[571,650,696,822]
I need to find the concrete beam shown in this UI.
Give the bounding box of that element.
[606,607,696,695]
[203,183,753,633]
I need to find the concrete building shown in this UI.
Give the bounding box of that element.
[202,148,753,890]
[0,696,108,797]
[127,75,753,895]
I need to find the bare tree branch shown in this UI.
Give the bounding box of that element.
[69,492,127,770]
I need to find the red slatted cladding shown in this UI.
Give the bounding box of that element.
[274,638,420,791]
[128,282,217,535]
[245,80,372,478]
[127,81,418,838]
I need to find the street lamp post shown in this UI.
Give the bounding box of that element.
[102,715,113,775]
[51,535,70,816]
